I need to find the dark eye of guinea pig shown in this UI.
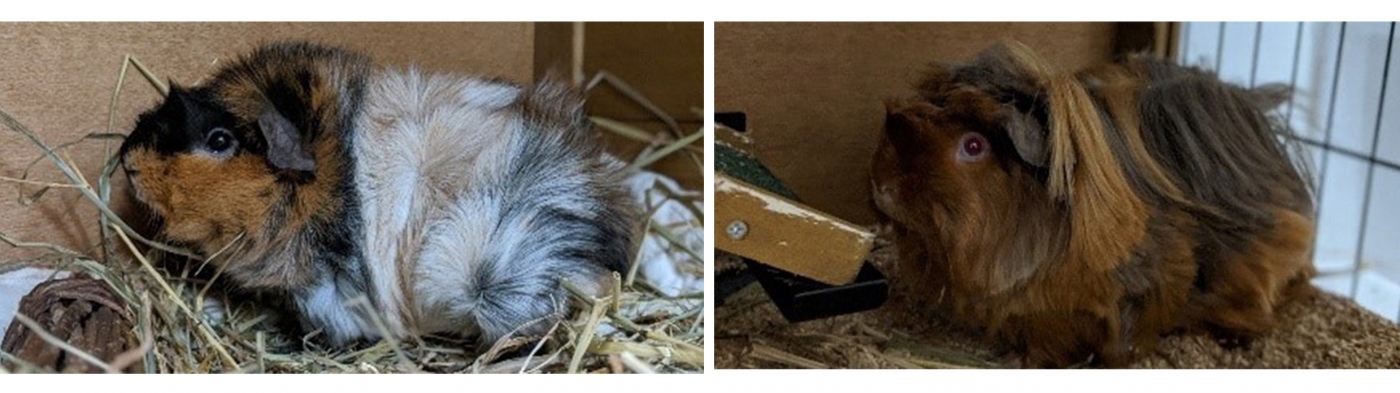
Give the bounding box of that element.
[205,127,237,154]
[956,132,988,162]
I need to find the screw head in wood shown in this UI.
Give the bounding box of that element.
[726,220,749,240]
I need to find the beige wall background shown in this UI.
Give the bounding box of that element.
[716,22,1127,224]
[0,22,701,261]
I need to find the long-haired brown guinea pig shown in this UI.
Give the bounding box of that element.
[118,42,636,346]
[870,42,1316,367]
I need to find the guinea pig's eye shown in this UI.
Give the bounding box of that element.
[956,132,989,162]
[205,128,237,154]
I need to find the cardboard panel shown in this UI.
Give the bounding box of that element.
[0,22,535,261]
[582,22,703,124]
[716,22,1119,224]
[571,22,704,190]
[533,22,578,80]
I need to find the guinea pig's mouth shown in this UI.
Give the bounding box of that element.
[870,179,900,219]
[118,153,135,178]
[117,154,150,205]
[124,171,150,206]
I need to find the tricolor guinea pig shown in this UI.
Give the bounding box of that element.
[870,42,1316,367]
[118,42,637,346]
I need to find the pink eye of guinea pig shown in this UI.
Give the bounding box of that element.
[956,132,988,161]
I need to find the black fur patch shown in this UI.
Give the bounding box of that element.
[121,87,242,159]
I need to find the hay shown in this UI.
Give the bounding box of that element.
[0,55,703,374]
[716,230,1400,369]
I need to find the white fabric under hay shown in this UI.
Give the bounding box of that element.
[625,170,704,297]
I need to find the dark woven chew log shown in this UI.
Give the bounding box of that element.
[2,277,135,373]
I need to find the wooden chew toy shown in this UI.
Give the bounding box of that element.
[714,120,887,322]
[715,173,874,285]
[713,121,876,285]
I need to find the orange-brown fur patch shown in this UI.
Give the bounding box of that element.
[124,147,274,250]
[1191,209,1317,338]
[128,143,340,289]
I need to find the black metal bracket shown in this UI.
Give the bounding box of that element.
[744,258,888,323]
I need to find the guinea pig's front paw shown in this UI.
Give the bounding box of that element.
[997,352,1027,369]
[1213,334,1255,350]
[200,297,227,327]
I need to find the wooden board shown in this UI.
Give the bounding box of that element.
[714,173,874,286]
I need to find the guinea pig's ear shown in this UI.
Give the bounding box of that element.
[1004,105,1049,167]
[960,43,1055,167]
[258,109,317,174]
[883,101,929,157]
[164,85,195,114]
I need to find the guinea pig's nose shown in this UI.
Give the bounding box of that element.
[871,179,894,197]
[119,155,134,174]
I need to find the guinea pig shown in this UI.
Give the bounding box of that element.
[117,42,637,346]
[870,42,1316,367]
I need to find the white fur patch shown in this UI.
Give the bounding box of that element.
[297,278,379,342]
[412,193,501,334]
[201,297,227,326]
[461,79,520,109]
[351,68,523,336]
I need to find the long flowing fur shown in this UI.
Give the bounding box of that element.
[873,42,1315,367]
